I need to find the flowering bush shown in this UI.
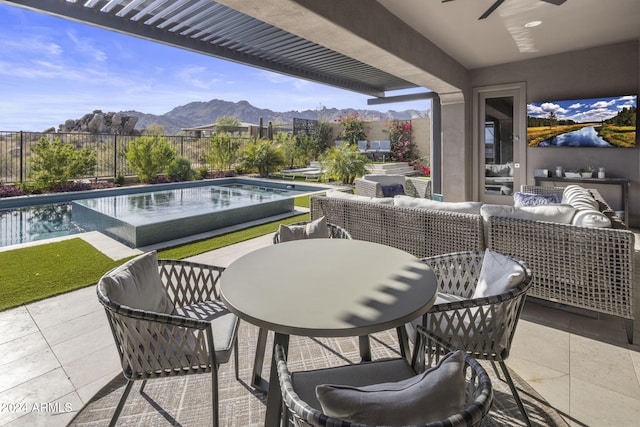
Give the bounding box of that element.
[387,120,416,162]
[336,112,367,146]
[411,155,431,176]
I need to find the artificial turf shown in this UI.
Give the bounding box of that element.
[0,195,313,311]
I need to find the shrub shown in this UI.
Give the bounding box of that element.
[321,143,369,184]
[240,139,285,177]
[126,135,176,183]
[28,136,97,192]
[207,132,241,172]
[166,157,195,181]
[336,112,367,146]
[311,120,332,159]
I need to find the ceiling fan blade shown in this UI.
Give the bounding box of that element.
[541,0,567,5]
[479,0,506,20]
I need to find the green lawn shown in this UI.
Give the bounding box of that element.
[0,195,313,311]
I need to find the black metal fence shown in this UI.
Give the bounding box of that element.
[0,131,253,184]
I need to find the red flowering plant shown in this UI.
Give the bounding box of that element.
[411,155,431,176]
[387,119,416,162]
[336,112,367,146]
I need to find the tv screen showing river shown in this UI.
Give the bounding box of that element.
[527,95,637,148]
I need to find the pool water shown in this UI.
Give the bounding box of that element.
[0,179,322,248]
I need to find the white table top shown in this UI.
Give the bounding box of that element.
[220,239,437,337]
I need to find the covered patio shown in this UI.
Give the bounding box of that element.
[0,231,638,426]
[0,1,639,426]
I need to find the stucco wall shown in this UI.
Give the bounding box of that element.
[327,118,431,161]
[470,40,640,226]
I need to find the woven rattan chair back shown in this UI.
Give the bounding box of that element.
[418,250,533,426]
[97,258,239,427]
[275,327,493,427]
[272,221,352,244]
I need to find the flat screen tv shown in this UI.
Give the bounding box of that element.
[527,95,637,148]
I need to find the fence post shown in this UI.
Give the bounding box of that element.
[19,131,24,183]
[113,134,118,179]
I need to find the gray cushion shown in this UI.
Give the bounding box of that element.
[394,195,482,214]
[100,251,174,314]
[278,216,330,242]
[316,350,466,425]
[172,300,239,363]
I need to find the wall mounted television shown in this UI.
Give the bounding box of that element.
[527,95,637,148]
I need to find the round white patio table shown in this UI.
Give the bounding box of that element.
[220,239,437,427]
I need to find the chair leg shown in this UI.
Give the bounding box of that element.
[138,379,147,394]
[234,337,240,381]
[498,361,531,427]
[109,379,134,427]
[212,364,219,427]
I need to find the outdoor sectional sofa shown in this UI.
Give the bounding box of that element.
[310,185,635,343]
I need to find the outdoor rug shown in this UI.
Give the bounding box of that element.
[70,321,567,426]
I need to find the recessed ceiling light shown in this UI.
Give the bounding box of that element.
[525,20,542,28]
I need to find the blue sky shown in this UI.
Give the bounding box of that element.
[0,4,430,132]
[527,95,637,124]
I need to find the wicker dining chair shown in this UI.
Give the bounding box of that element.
[272,220,352,244]
[250,219,353,390]
[97,251,239,427]
[275,327,493,427]
[409,250,533,427]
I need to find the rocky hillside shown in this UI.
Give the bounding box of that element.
[120,98,429,135]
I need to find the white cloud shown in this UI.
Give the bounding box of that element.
[568,103,584,109]
[66,30,107,62]
[590,99,616,109]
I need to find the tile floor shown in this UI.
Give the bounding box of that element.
[0,231,639,426]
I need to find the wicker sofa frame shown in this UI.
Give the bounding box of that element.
[310,188,634,343]
[488,186,634,343]
[310,195,486,259]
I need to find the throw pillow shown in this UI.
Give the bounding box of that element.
[278,216,330,242]
[394,195,482,214]
[325,189,394,204]
[562,185,599,210]
[316,350,466,425]
[381,183,406,197]
[100,251,174,313]
[473,249,526,298]
[571,209,612,228]
[513,192,562,207]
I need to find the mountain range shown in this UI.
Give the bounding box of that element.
[121,98,430,135]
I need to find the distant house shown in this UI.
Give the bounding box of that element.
[181,122,262,138]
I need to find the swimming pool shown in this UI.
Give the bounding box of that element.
[0,178,328,248]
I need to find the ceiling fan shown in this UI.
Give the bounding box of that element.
[442,0,567,20]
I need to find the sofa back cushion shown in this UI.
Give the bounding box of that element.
[481,204,576,224]
[394,195,482,214]
[326,189,394,205]
[362,174,406,186]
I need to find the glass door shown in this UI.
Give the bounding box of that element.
[475,84,526,204]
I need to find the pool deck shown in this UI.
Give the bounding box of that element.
[1,228,639,426]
